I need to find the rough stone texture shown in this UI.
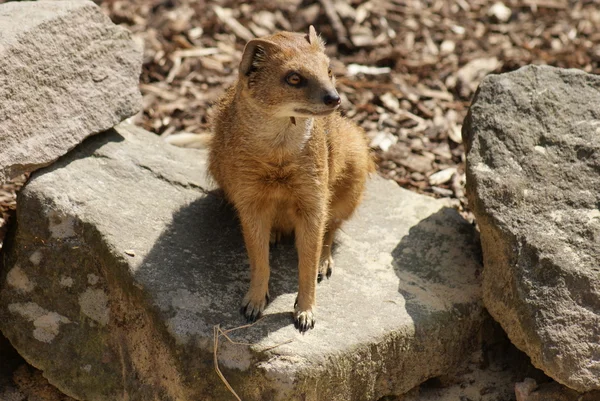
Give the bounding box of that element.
[0,0,142,184]
[1,124,484,401]
[463,65,600,392]
[515,379,600,401]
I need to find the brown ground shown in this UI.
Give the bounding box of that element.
[99,0,600,207]
[1,0,599,400]
[3,0,600,240]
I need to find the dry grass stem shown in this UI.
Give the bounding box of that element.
[213,317,294,400]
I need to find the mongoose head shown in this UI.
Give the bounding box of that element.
[238,26,341,119]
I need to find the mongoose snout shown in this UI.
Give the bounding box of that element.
[323,92,341,107]
[208,25,375,332]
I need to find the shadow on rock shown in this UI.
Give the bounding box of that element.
[391,207,483,327]
[136,190,304,342]
[33,129,126,177]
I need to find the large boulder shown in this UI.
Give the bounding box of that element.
[464,65,600,392]
[1,124,484,401]
[0,0,142,184]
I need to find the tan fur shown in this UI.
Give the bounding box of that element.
[208,27,375,332]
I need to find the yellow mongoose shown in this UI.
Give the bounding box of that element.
[209,26,374,332]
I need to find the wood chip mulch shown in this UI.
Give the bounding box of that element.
[2,0,600,246]
[99,0,600,212]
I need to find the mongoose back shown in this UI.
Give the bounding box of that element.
[209,26,374,332]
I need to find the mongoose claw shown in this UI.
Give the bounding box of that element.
[241,292,270,323]
[293,297,315,332]
[240,304,261,323]
[293,309,315,333]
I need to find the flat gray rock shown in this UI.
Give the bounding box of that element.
[0,0,141,184]
[1,124,484,401]
[464,65,600,392]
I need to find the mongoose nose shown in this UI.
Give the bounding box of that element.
[323,93,341,107]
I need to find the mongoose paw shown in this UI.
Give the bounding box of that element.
[294,309,315,333]
[293,300,315,333]
[317,255,334,283]
[241,291,270,323]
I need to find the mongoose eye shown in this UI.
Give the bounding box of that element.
[285,72,303,87]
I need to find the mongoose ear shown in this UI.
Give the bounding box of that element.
[307,25,325,52]
[239,39,278,78]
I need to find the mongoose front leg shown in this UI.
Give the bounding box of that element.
[239,209,272,322]
[294,209,325,332]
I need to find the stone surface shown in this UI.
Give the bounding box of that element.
[0,0,142,184]
[0,329,72,401]
[1,124,484,401]
[463,65,600,392]
[515,379,600,401]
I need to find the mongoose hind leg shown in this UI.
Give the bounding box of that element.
[318,220,340,282]
[269,230,283,247]
[318,172,368,282]
[318,254,334,283]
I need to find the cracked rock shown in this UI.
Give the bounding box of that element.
[0,0,142,184]
[464,65,600,392]
[1,124,485,400]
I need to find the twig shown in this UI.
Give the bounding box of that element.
[214,325,242,401]
[213,6,254,42]
[176,47,220,58]
[139,84,180,101]
[213,317,294,401]
[261,339,294,352]
[318,0,352,48]
[166,55,182,83]
[397,109,427,128]
[522,0,567,9]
